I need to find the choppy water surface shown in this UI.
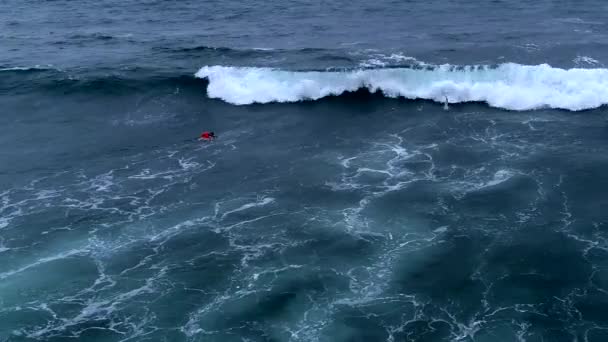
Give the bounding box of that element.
[2,0,608,341]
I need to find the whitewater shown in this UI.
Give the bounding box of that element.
[196,63,608,111]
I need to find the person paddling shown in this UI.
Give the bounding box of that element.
[200,131,216,141]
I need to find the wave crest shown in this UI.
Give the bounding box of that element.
[195,63,608,111]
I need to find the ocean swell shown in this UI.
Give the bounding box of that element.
[195,63,608,111]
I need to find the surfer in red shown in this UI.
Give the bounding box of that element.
[199,131,216,141]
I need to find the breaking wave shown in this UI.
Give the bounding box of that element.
[195,63,608,111]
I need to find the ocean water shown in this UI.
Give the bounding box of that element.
[3,0,608,341]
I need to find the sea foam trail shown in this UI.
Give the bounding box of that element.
[195,64,608,111]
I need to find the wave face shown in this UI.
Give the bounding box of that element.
[196,63,608,111]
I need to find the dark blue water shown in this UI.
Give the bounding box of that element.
[3,1,608,341]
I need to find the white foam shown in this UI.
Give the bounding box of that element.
[359,54,420,68]
[220,197,275,220]
[195,63,608,111]
[178,157,199,170]
[87,172,114,192]
[0,65,53,71]
[485,170,515,187]
[0,249,84,280]
[574,56,601,66]
[0,217,9,229]
[433,226,448,234]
